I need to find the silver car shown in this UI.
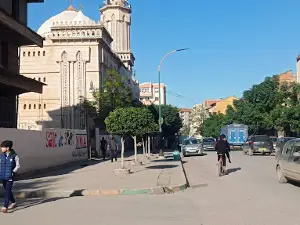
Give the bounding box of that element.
[202,137,216,151]
[181,138,204,157]
[276,139,300,184]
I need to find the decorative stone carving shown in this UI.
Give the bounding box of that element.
[76,51,85,129]
[61,51,70,129]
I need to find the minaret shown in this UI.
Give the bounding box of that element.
[100,0,135,72]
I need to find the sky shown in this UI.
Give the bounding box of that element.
[28,0,300,108]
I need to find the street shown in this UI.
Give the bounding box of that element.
[1,151,300,225]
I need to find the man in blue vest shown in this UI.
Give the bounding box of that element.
[0,140,20,213]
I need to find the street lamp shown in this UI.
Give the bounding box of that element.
[157,48,189,156]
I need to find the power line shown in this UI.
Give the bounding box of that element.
[166,89,198,104]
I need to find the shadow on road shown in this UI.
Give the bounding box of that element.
[289,180,300,187]
[227,167,242,174]
[16,160,103,181]
[8,197,67,213]
[183,153,207,157]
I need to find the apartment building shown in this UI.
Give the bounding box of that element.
[204,96,238,114]
[277,70,296,84]
[179,108,192,127]
[0,0,44,128]
[139,82,166,105]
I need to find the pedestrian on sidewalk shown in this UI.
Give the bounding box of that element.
[0,140,20,213]
[108,136,117,163]
[100,137,107,160]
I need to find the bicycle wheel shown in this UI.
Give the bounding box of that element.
[217,160,223,176]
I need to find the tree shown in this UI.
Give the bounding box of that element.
[222,76,282,135]
[180,124,190,136]
[201,75,300,137]
[84,69,134,129]
[200,113,227,138]
[189,104,208,136]
[148,104,182,138]
[105,107,158,168]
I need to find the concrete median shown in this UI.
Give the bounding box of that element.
[0,156,188,199]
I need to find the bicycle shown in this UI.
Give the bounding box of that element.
[217,153,226,176]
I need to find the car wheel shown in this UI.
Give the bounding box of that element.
[277,165,287,183]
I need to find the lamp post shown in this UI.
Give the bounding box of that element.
[158,48,189,157]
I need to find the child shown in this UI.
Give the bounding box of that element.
[0,140,20,213]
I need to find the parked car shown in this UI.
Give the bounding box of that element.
[243,135,273,156]
[269,136,278,149]
[275,137,296,160]
[276,138,300,184]
[181,138,203,157]
[202,137,216,151]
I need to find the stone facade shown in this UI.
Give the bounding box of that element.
[18,1,139,130]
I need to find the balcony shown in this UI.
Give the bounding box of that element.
[0,67,44,94]
[0,7,43,47]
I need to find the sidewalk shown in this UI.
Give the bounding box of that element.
[0,154,187,199]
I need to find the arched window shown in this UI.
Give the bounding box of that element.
[38,77,41,82]
[34,104,36,109]
[44,104,46,109]
[23,52,26,57]
[33,52,35,57]
[39,104,41,109]
[38,51,40,56]
[43,77,46,82]
[43,51,46,56]
[28,52,31,57]
[29,104,31,109]
[23,104,26,109]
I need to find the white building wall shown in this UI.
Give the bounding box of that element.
[0,128,87,175]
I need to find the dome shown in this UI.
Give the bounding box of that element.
[37,6,95,37]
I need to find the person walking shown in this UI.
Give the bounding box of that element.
[100,137,107,160]
[0,140,20,213]
[108,136,117,162]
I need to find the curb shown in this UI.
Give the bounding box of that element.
[0,159,189,199]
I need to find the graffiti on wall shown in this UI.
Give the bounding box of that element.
[46,130,74,148]
[72,134,88,157]
[76,134,87,149]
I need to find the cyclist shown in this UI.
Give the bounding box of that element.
[215,134,231,172]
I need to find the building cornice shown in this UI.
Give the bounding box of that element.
[0,8,43,47]
[100,5,131,13]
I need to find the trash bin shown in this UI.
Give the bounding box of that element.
[173,150,181,161]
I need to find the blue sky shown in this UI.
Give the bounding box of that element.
[28,0,300,108]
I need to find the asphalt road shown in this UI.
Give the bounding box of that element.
[1,151,300,225]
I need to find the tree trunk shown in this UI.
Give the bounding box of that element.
[145,137,148,156]
[148,136,151,156]
[142,137,145,155]
[133,136,138,163]
[121,137,125,169]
